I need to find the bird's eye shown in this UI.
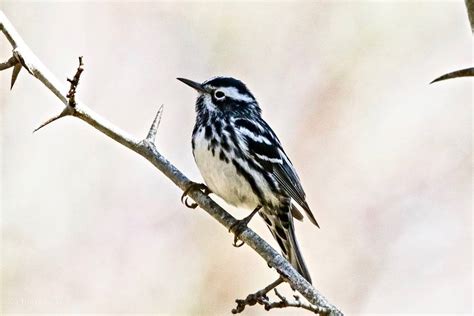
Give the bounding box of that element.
[214,90,225,100]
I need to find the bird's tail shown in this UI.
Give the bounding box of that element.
[260,207,312,284]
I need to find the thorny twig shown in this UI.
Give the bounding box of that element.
[233,278,330,315]
[232,278,284,314]
[33,57,85,133]
[66,56,84,107]
[0,10,342,315]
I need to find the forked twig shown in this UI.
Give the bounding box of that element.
[233,278,330,315]
[32,56,85,133]
[232,278,284,314]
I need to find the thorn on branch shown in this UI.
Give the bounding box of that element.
[0,55,22,89]
[0,56,17,71]
[32,56,85,132]
[11,63,22,89]
[12,49,33,74]
[430,67,474,84]
[33,107,72,133]
[146,104,164,143]
[66,56,84,107]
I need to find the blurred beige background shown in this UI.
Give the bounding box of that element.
[1,1,472,315]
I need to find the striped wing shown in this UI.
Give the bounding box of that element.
[234,117,319,227]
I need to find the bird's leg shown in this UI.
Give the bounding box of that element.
[181,182,212,209]
[229,205,262,247]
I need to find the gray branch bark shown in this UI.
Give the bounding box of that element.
[0,10,342,315]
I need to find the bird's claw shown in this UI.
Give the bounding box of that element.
[233,236,245,248]
[181,182,211,209]
[229,205,262,248]
[229,220,250,247]
[183,197,198,209]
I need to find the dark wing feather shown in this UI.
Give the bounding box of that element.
[272,147,319,227]
[236,118,319,227]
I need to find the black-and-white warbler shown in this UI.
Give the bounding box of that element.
[178,76,318,283]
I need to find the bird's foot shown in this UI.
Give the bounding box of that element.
[229,205,262,247]
[181,182,212,209]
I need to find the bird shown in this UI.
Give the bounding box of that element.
[178,76,318,284]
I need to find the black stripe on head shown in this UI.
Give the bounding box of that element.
[204,77,255,100]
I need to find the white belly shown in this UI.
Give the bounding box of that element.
[193,128,260,210]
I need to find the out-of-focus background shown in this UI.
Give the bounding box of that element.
[1,1,471,315]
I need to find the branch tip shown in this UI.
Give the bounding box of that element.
[431,67,474,84]
[146,104,164,143]
[66,56,85,107]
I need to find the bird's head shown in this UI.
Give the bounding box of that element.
[177,76,261,117]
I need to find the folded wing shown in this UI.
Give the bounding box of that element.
[234,118,319,227]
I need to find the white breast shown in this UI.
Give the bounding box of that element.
[192,127,260,210]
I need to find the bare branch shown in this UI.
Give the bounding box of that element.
[0,10,342,316]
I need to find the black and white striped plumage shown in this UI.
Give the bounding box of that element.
[178,76,318,283]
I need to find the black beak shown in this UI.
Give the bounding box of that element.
[177,77,207,93]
